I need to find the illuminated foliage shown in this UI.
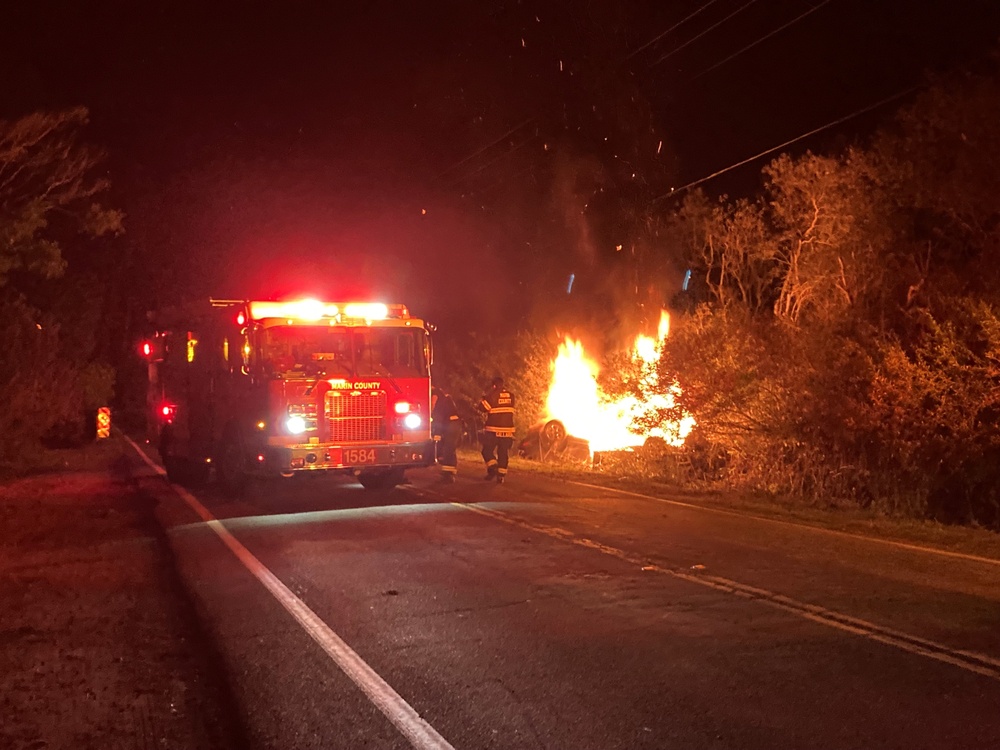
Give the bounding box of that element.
[660,66,1000,526]
[0,107,123,287]
[0,298,77,464]
[433,329,553,439]
[0,108,122,471]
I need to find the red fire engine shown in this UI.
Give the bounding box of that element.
[141,298,435,490]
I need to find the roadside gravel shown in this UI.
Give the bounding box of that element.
[0,438,244,750]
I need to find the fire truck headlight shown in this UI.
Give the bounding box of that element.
[394,401,411,414]
[286,415,307,435]
[403,413,422,430]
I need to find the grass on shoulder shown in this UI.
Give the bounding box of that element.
[0,434,130,482]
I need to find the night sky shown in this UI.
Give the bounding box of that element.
[2,0,999,333]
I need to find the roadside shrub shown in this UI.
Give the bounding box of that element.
[858,301,1000,525]
[433,328,553,439]
[0,297,84,470]
[658,299,1000,528]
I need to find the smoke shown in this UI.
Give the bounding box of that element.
[548,149,605,268]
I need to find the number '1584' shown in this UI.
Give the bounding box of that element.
[345,448,376,464]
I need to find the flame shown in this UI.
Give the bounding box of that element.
[544,310,695,453]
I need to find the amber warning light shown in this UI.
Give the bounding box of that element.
[96,407,111,439]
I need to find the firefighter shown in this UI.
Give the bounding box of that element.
[431,386,462,483]
[479,376,515,483]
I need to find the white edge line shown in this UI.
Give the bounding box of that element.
[124,435,456,750]
[562,478,1000,568]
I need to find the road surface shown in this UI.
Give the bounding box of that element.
[128,440,1000,750]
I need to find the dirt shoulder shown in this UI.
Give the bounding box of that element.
[0,437,243,750]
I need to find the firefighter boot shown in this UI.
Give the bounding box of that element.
[484,466,497,480]
[438,473,455,484]
[496,475,505,485]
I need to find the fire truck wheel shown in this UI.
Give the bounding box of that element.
[164,456,209,487]
[186,460,211,486]
[216,432,248,494]
[163,455,184,483]
[357,468,405,490]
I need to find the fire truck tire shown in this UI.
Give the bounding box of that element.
[357,468,406,490]
[164,456,209,487]
[163,455,184,483]
[187,460,211,486]
[160,431,208,487]
[216,431,248,494]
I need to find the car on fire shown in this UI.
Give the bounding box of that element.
[516,418,591,463]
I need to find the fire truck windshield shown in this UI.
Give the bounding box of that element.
[260,326,427,379]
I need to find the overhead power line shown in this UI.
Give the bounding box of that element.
[625,0,723,60]
[445,131,541,186]
[440,0,836,188]
[692,0,836,80]
[651,84,920,203]
[444,1,748,184]
[650,0,760,68]
[436,118,535,179]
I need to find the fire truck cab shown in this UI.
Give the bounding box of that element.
[142,298,435,491]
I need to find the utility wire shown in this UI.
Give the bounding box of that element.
[473,163,538,198]
[651,84,920,203]
[436,118,535,178]
[441,0,829,187]
[444,1,739,183]
[692,0,835,80]
[445,132,541,186]
[650,0,760,68]
[625,0,723,60]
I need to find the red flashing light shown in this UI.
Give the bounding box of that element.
[249,299,339,322]
[343,302,389,320]
[236,311,246,325]
[159,404,176,423]
[245,299,408,323]
[141,341,152,357]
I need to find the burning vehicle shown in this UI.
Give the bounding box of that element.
[516,419,591,463]
[521,311,696,464]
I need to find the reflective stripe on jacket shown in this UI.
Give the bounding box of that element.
[480,387,515,438]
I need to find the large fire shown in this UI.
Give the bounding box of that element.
[544,310,696,453]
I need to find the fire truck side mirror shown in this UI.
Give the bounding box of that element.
[425,331,433,367]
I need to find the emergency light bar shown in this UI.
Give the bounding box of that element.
[246,299,409,322]
[249,300,339,321]
[343,302,388,320]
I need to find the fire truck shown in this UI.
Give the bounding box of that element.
[141,298,435,491]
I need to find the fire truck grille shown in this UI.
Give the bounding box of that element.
[326,390,386,442]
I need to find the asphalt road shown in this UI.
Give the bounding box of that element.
[129,442,1000,750]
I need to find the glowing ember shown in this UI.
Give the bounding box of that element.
[545,311,695,453]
